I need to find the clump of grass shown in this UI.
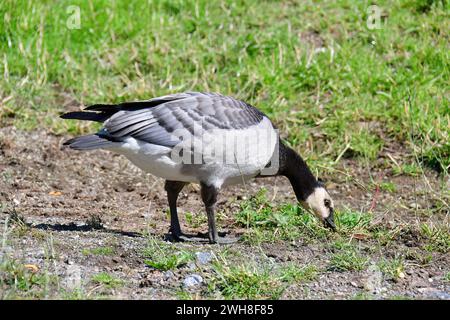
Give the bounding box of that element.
[185,211,207,228]
[378,258,405,281]
[392,163,422,177]
[63,288,87,300]
[82,246,115,256]
[370,225,402,246]
[209,263,284,300]
[352,292,374,300]
[389,295,412,300]
[278,264,318,283]
[91,272,124,289]
[236,188,328,244]
[335,209,372,233]
[328,241,369,272]
[378,182,397,193]
[143,237,194,271]
[420,224,450,253]
[209,251,319,299]
[348,129,383,160]
[175,289,197,300]
[145,253,193,271]
[444,272,450,283]
[6,209,30,238]
[0,256,56,299]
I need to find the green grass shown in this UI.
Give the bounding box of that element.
[209,263,284,299]
[378,182,397,193]
[352,291,374,300]
[1,0,449,301]
[370,225,403,246]
[392,162,423,177]
[444,272,450,283]
[0,255,58,299]
[235,188,329,243]
[388,294,413,300]
[328,241,369,272]
[419,223,450,253]
[208,251,319,299]
[185,211,207,229]
[143,237,194,271]
[378,257,405,280]
[91,272,124,289]
[0,0,448,172]
[1,259,44,297]
[335,209,372,232]
[278,264,319,283]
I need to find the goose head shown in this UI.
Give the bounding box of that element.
[278,141,336,231]
[301,185,336,230]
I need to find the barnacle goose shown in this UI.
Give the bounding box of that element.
[61,92,335,244]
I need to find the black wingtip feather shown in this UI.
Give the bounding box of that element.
[84,104,118,111]
[60,111,112,122]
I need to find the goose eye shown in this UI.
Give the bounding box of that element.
[324,199,331,207]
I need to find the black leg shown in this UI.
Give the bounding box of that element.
[200,182,219,243]
[200,183,238,244]
[164,180,186,238]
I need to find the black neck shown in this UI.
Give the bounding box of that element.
[276,140,318,202]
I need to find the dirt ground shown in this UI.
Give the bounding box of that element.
[0,127,449,299]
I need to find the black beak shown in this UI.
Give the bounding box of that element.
[323,211,336,231]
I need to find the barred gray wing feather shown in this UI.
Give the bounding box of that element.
[102,93,266,147]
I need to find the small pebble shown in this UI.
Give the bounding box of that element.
[183,274,203,288]
[163,271,175,280]
[186,262,196,271]
[408,202,421,209]
[195,252,213,265]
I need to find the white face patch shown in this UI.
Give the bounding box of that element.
[303,187,333,219]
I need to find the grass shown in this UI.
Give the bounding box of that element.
[370,225,403,246]
[143,237,194,271]
[378,181,397,193]
[278,264,319,283]
[207,250,319,299]
[0,216,62,299]
[0,257,55,299]
[335,209,372,232]
[0,0,449,300]
[209,263,284,299]
[235,188,329,243]
[91,272,124,289]
[392,162,423,177]
[352,291,374,300]
[0,0,448,173]
[209,262,318,299]
[419,223,450,253]
[444,272,450,283]
[378,257,405,281]
[329,250,368,272]
[328,241,369,272]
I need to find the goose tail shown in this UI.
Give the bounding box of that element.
[63,134,115,150]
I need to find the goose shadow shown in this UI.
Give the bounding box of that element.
[31,222,143,238]
[30,222,231,242]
